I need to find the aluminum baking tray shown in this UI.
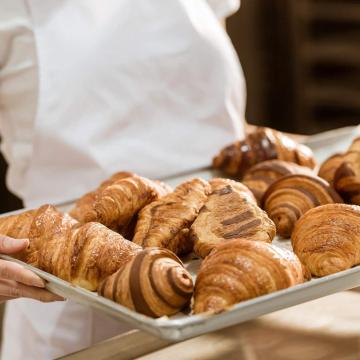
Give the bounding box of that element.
[1,125,360,342]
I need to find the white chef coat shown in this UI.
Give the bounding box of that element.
[0,0,245,359]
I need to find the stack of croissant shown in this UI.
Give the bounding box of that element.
[2,126,360,318]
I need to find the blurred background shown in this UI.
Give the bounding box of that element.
[0,0,359,214]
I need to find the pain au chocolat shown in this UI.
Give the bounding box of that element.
[190,178,275,258]
[98,248,193,317]
[242,160,313,205]
[263,174,342,238]
[213,127,316,178]
[292,204,360,277]
[193,239,306,314]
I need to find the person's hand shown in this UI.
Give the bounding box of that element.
[0,235,64,303]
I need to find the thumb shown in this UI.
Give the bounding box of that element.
[0,236,29,254]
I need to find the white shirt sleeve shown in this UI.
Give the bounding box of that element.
[205,0,240,19]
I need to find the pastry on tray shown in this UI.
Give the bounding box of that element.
[133,178,210,255]
[242,159,314,205]
[99,248,193,317]
[263,174,342,238]
[292,203,360,277]
[71,174,171,235]
[190,178,275,258]
[0,205,141,290]
[212,127,316,178]
[193,239,306,314]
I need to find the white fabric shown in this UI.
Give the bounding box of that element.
[0,0,245,359]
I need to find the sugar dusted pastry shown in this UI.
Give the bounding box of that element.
[243,160,313,204]
[133,178,210,255]
[190,178,275,258]
[213,127,316,178]
[292,204,360,277]
[263,174,342,238]
[99,248,193,317]
[193,239,306,314]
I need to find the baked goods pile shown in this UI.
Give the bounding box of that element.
[1,126,360,318]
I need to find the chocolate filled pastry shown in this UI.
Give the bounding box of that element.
[242,160,314,204]
[0,205,141,290]
[292,204,360,277]
[98,248,193,317]
[333,152,360,205]
[263,174,342,238]
[133,178,210,255]
[193,239,306,314]
[190,178,275,258]
[212,127,316,178]
[75,175,171,235]
[69,171,135,222]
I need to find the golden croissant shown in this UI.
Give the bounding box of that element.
[213,127,316,178]
[133,178,210,255]
[190,178,275,258]
[263,174,342,238]
[318,153,346,185]
[0,205,141,290]
[193,239,306,314]
[292,204,360,277]
[99,248,193,317]
[69,171,135,222]
[333,152,360,205]
[74,175,171,235]
[242,160,314,205]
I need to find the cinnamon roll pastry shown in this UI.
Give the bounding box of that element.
[213,127,316,178]
[333,152,360,205]
[190,178,275,258]
[133,178,210,255]
[98,248,193,317]
[0,205,141,290]
[292,204,360,277]
[69,171,135,222]
[243,160,314,204]
[193,239,306,314]
[78,175,171,234]
[263,174,342,238]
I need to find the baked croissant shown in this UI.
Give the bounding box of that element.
[193,239,306,314]
[190,178,275,258]
[318,153,346,185]
[77,175,171,234]
[69,171,135,222]
[0,205,141,290]
[292,204,360,277]
[213,127,316,178]
[263,174,342,238]
[98,248,193,317]
[242,160,314,204]
[133,178,210,255]
[333,152,360,205]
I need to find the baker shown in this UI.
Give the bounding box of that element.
[0,0,245,358]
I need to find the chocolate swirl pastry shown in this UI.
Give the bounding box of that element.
[133,178,210,255]
[98,248,193,317]
[212,127,316,178]
[292,204,360,277]
[242,160,314,205]
[190,178,275,258]
[333,152,360,205]
[263,174,342,238]
[193,239,306,314]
